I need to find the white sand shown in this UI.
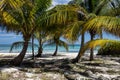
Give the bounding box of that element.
[0,52,78,60]
[0,52,97,60]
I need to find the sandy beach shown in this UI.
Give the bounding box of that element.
[0,52,120,80]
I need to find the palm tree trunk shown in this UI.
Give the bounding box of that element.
[52,44,58,56]
[10,41,29,66]
[90,33,94,61]
[36,46,43,57]
[32,35,35,60]
[100,30,103,39]
[36,38,43,57]
[72,33,84,63]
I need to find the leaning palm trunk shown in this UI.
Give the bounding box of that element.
[52,44,58,56]
[10,41,29,66]
[72,33,85,63]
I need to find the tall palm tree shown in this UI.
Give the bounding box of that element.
[0,1,87,66]
[76,0,120,60]
[39,5,86,56]
[0,0,52,66]
[66,0,119,62]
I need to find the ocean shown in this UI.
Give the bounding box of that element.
[0,44,98,55]
[0,44,80,53]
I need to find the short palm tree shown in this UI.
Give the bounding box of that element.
[44,24,68,56]
[34,31,49,57]
[47,34,68,56]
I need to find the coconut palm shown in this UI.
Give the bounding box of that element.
[75,0,120,61]
[38,5,87,56]
[0,0,52,66]
[34,31,49,57]
[66,0,120,62]
[45,35,68,56]
[44,23,68,56]
[0,0,88,65]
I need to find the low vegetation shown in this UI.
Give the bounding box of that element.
[97,42,120,56]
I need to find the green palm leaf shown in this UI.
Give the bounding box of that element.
[79,39,120,56]
[83,16,120,37]
[58,40,68,51]
[65,21,84,41]
[10,41,38,52]
[38,5,87,26]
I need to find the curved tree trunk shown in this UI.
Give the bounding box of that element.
[10,41,29,66]
[52,44,58,56]
[72,33,84,63]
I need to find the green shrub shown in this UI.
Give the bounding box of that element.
[97,42,120,56]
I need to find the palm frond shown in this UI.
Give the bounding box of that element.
[83,16,120,37]
[65,21,84,42]
[79,39,120,56]
[43,39,55,48]
[58,40,68,51]
[0,0,24,11]
[98,0,120,16]
[38,5,87,26]
[94,0,112,15]
[9,41,38,52]
[2,11,19,25]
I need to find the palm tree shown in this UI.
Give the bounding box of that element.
[0,0,52,66]
[45,35,68,56]
[0,1,87,65]
[35,31,49,57]
[66,0,119,62]
[44,24,69,56]
[76,0,120,60]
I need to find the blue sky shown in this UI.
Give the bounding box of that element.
[0,0,119,44]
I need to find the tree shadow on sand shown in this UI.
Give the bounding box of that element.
[0,54,92,79]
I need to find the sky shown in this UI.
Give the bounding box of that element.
[0,0,119,44]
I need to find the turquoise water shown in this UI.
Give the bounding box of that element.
[0,44,80,53]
